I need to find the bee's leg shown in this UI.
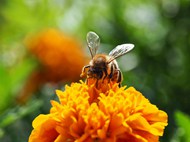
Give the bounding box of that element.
[80,65,90,77]
[109,64,114,78]
[95,79,99,87]
[102,68,108,83]
[116,69,123,87]
[118,83,121,87]
[108,64,117,82]
[85,78,88,84]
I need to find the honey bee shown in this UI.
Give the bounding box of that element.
[80,31,134,87]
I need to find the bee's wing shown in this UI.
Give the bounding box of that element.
[86,31,100,58]
[108,44,134,63]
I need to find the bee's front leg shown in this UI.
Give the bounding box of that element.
[80,65,90,78]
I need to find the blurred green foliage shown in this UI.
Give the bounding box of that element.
[172,111,190,142]
[0,0,190,141]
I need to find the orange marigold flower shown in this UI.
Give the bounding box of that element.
[29,81,168,142]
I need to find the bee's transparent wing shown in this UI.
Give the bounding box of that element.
[86,31,100,58]
[108,44,134,63]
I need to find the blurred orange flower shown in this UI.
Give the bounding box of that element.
[26,29,87,82]
[28,81,168,142]
[18,29,88,103]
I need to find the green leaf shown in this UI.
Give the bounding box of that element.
[174,111,190,142]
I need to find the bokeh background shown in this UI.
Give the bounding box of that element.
[0,0,190,142]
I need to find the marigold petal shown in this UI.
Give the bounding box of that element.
[29,114,59,142]
[127,113,152,131]
[32,114,50,128]
[54,135,68,142]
